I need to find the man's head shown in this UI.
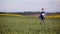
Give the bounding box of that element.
[41,8,44,10]
[41,8,45,12]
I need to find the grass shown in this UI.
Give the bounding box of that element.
[0,15,60,34]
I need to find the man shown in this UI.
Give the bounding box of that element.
[39,8,46,24]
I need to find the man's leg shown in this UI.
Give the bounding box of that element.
[40,19,42,24]
[40,18,44,24]
[42,19,45,25]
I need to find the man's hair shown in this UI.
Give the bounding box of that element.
[41,8,44,10]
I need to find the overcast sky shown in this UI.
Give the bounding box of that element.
[0,0,60,12]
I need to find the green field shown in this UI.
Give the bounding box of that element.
[0,16,60,34]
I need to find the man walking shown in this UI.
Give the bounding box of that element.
[39,8,46,24]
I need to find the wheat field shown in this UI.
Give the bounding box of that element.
[0,14,60,34]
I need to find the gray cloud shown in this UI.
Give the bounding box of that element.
[0,0,60,12]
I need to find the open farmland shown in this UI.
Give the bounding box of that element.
[0,14,60,34]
